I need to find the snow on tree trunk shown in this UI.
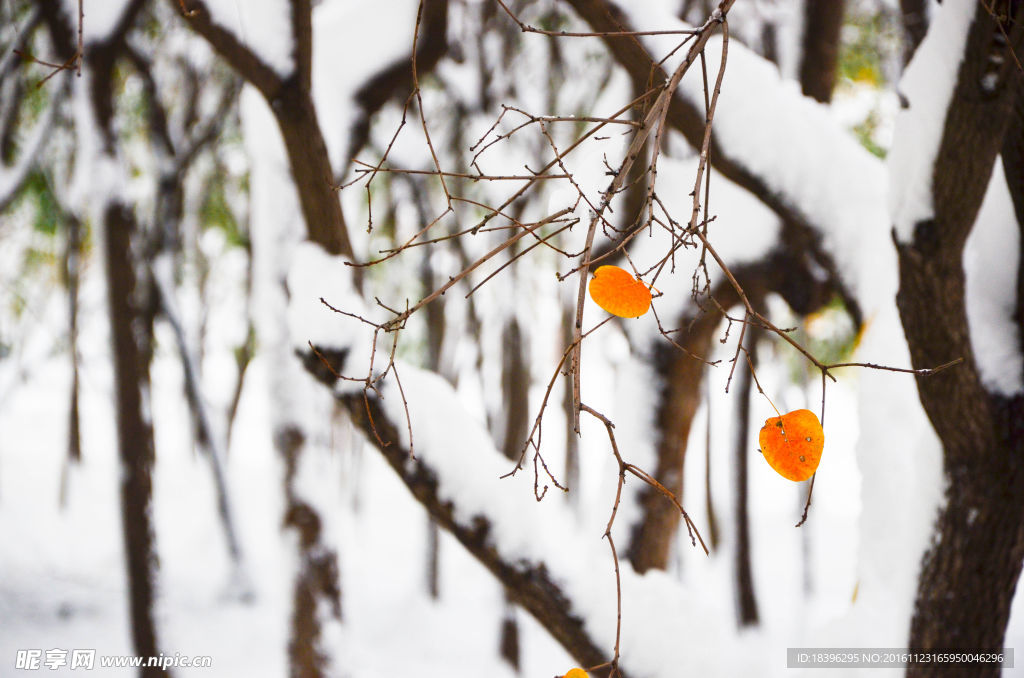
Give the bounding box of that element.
[891,2,1024,672]
[104,200,169,678]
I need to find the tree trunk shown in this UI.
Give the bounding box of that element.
[175,0,353,258]
[273,84,352,257]
[895,5,1024,675]
[625,240,840,574]
[64,212,82,468]
[279,425,343,678]
[627,307,721,573]
[104,203,169,678]
[900,0,929,65]
[798,0,845,103]
[498,315,529,671]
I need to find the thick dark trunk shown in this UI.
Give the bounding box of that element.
[894,5,1024,675]
[627,304,722,573]
[907,429,1024,669]
[900,0,929,65]
[798,0,845,103]
[104,203,169,678]
[897,236,1024,672]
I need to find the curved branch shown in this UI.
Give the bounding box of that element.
[0,72,67,213]
[173,0,353,257]
[561,0,867,318]
[174,0,284,100]
[346,0,449,163]
[296,336,729,677]
[330,379,624,676]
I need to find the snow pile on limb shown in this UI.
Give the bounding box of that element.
[331,359,759,677]
[889,0,976,243]
[286,241,380,391]
[621,0,887,308]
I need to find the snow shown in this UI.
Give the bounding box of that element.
[58,0,134,44]
[620,0,889,309]
[964,160,1024,395]
[312,0,421,170]
[202,0,294,78]
[889,0,976,243]
[286,241,375,368]
[6,0,1024,675]
[372,360,758,676]
[66,71,121,220]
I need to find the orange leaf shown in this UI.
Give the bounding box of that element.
[562,670,589,678]
[758,409,824,482]
[588,265,652,318]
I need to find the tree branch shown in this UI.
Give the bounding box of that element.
[346,0,449,163]
[334,383,623,676]
[173,0,354,257]
[173,0,285,100]
[561,0,864,318]
[893,3,1024,670]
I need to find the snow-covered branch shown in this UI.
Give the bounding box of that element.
[885,1,1024,666]
[288,244,754,677]
[169,0,286,99]
[563,0,888,310]
[174,0,352,257]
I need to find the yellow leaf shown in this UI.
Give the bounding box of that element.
[588,265,652,318]
[758,409,824,482]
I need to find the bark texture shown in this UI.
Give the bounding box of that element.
[895,5,1024,675]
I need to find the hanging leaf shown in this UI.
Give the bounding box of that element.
[561,669,589,678]
[758,409,824,482]
[588,265,652,318]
